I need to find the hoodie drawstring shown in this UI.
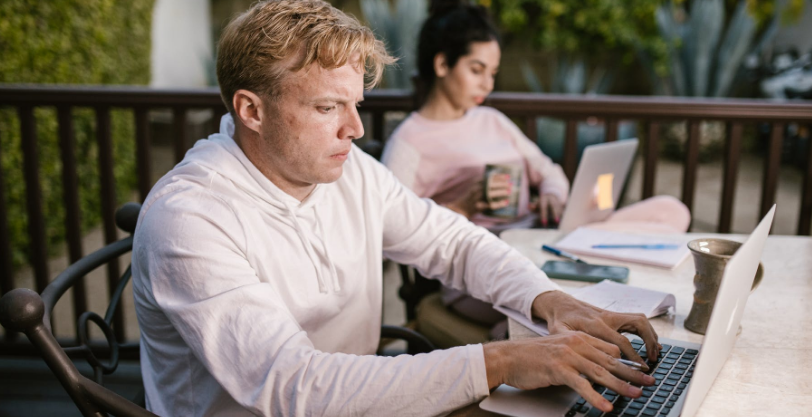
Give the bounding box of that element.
[315,205,341,292]
[285,203,340,294]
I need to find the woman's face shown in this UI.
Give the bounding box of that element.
[435,40,501,111]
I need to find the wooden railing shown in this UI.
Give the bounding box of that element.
[1,85,811,349]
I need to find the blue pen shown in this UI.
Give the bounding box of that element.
[591,244,680,250]
[541,244,588,264]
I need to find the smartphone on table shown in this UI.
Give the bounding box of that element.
[541,260,629,284]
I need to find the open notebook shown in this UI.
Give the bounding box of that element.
[554,227,692,269]
[494,280,675,337]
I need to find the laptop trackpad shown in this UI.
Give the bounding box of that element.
[479,384,579,417]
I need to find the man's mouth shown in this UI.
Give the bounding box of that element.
[330,150,350,160]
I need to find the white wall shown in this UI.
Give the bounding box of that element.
[151,0,213,88]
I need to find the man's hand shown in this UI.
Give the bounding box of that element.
[531,291,662,366]
[483,332,655,413]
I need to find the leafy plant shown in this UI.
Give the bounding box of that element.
[0,0,153,270]
[360,0,428,89]
[484,0,670,81]
[638,0,803,97]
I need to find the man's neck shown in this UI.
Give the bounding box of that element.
[232,129,315,202]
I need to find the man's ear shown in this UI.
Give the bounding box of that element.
[433,53,449,78]
[232,89,265,134]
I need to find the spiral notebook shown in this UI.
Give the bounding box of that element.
[554,227,691,269]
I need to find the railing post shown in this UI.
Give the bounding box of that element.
[372,111,385,143]
[95,106,124,342]
[0,111,15,341]
[760,123,784,222]
[682,120,701,223]
[135,108,152,202]
[718,122,743,233]
[605,119,618,143]
[19,105,50,294]
[173,107,188,164]
[524,116,537,142]
[57,106,87,331]
[643,121,660,199]
[799,123,812,236]
[563,119,578,182]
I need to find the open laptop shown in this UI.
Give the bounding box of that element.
[557,140,639,234]
[480,205,777,417]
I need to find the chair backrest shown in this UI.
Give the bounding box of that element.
[0,202,156,417]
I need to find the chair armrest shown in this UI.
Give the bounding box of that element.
[0,288,156,417]
[380,324,436,355]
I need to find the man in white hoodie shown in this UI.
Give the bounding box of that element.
[132,1,661,416]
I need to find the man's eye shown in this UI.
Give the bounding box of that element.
[319,106,335,113]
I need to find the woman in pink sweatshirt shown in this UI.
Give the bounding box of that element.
[382,1,690,331]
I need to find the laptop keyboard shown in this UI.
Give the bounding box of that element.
[566,339,698,417]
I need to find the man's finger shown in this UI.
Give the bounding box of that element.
[561,369,614,413]
[573,331,622,359]
[578,343,655,388]
[609,313,661,362]
[588,323,650,370]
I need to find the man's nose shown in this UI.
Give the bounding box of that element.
[339,105,364,141]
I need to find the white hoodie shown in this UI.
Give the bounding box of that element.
[132,114,560,417]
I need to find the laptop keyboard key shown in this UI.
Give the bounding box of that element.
[586,407,604,417]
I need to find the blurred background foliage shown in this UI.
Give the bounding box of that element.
[0,0,153,269]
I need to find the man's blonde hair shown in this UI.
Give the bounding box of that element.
[217,0,395,115]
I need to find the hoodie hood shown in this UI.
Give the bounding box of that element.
[179,113,340,293]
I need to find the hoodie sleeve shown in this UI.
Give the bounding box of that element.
[372,154,562,319]
[135,192,489,417]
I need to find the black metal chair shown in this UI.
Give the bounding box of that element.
[0,202,434,417]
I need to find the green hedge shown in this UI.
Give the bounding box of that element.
[0,1,154,269]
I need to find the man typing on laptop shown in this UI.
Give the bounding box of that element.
[132,1,660,416]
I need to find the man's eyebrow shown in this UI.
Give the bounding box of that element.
[309,96,364,104]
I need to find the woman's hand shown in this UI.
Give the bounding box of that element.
[532,193,564,227]
[445,175,511,218]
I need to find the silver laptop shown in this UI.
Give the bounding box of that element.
[557,140,639,234]
[480,205,777,417]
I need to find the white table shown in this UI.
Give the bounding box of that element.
[495,229,812,416]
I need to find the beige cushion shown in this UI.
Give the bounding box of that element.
[415,292,491,349]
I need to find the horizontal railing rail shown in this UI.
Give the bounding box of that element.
[1,85,811,350]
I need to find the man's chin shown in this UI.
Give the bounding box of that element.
[316,166,344,184]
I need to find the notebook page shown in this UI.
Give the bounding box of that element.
[569,280,676,318]
[555,227,691,269]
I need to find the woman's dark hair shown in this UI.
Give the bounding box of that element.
[417,0,500,91]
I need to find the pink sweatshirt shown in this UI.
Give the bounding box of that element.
[382,106,569,228]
